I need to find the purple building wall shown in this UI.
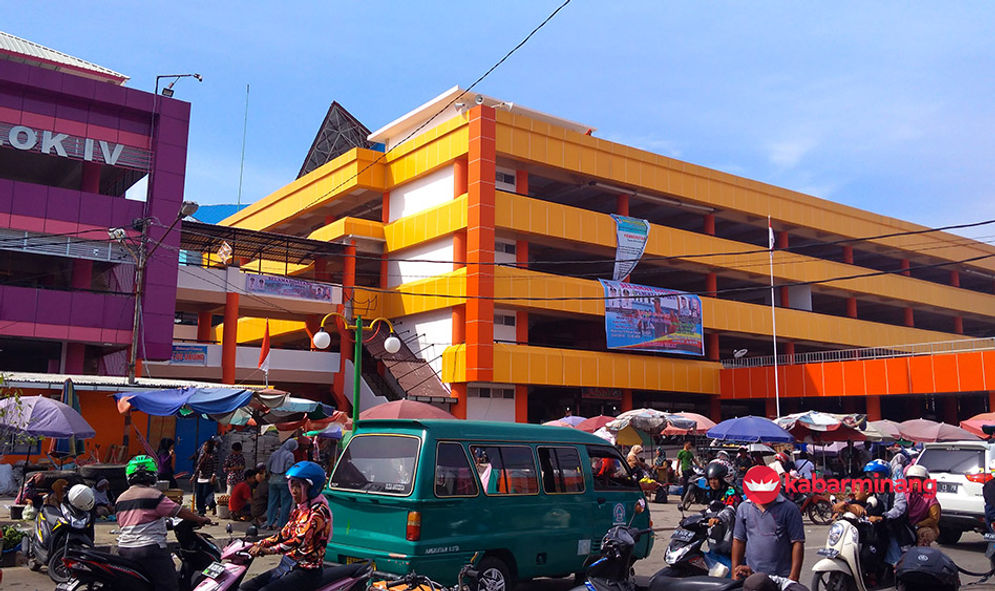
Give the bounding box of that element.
[0,59,190,364]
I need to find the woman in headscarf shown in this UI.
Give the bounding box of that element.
[905,464,940,546]
[264,438,298,530]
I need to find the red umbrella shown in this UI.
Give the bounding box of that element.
[960,412,995,438]
[899,419,980,443]
[360,400,456,420]
[662,412,716,435]
[576,415,615,433]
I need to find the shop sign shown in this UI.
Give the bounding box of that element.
[600,279,704,356]
[245,273,338,303]
[171,344,208,366]
[582,387,623,400]
[0,122,151,171]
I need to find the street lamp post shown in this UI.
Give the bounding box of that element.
[311,314,401,426]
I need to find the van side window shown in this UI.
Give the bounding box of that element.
[587,446,639,491]
[434,442,479,497]
[538,447,585,494]
[470,445,539,495]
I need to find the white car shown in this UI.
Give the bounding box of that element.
[914,440,995,544]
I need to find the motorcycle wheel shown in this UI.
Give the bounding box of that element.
[808,499,834,525]
[811,571,857,591]
[680,488,695,511]
[48,545,71,583]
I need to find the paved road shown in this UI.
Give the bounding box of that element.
[3,501,995,590]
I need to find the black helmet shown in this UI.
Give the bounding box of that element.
[705,461,729,482]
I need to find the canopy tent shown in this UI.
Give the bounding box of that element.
[114,387,255,416]
[775,411,867,443]
[662,412,716,435]
[221,396,336,426]
[606,409,696,433]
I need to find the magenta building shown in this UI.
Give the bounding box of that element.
[0,33,189,374]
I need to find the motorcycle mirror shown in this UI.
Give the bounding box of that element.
[226,523,233,535]
[245,525,259,538]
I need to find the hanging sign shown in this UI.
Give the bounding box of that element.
[600,279,704,356]
[610,214,650,281]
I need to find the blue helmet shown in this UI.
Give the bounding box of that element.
[863,459,891,478]
[286,461,326,499]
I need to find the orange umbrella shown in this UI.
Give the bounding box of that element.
[661,412,716,435]
[960,412,995,438]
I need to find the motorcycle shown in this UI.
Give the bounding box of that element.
[811,508,894,591]
[793,492,834,526]
[191,528,374,591]
[572,500,741,591]
[657,501,731,578]
[26,499,94,583]
[679,467,708,511]
[60,519,223,591]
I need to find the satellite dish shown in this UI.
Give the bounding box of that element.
[732,349,748,358]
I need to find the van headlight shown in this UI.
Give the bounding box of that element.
[827,523,844,546]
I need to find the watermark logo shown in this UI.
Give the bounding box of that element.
[743,465,781,504]
[782,475,936,495]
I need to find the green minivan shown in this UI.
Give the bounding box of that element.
[324,419,653,589]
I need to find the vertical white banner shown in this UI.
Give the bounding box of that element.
[611,214,650,281]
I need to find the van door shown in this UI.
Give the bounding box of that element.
[536,445,592,575]
[585,445,648,556]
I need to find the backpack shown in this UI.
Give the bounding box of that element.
[896,547,959,591]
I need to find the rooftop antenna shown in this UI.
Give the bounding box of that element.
[237,83,250,206]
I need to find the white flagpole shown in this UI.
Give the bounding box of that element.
[768,216,781,418]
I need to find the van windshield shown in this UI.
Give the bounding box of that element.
[330,434,420,495]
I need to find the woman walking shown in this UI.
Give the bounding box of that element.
[263,438,298,530]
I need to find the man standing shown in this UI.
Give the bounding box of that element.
[732,490,807,591]
[677,442,699,490]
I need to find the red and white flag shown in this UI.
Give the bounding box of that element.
[258,320,271,374]
[768,217,776,251]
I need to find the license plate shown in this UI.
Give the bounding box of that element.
[671,529,695,542]
[817,548,839,558]
[936,482,959,494]
[203,562,226,580]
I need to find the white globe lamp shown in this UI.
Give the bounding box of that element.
[384,334,401,354]
[312,329,332,350]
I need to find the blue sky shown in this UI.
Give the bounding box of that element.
[6,2,994,237]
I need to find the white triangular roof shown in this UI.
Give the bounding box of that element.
[0,31,127,84]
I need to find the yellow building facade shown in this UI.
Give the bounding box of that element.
[223,88,995,423]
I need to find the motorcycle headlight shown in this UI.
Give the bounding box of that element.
[850,528,859,543]
[827,523,844,546]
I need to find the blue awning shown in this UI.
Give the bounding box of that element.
[114,387,253,416]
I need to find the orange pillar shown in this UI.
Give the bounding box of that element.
[950,270,960,288]
[784,341,795,363]
[842,245,854,265]
[703,213,715,236]
[709,396,721,423]
[622,389,633,412]
[900,259,910,277]
[904,308,915,328]
[464,106,496,389]
[222,292,239,384]
[954,317,964,334]
[515,385,528,423]
[451,384,468,419]
[454,156,468,197]
[450,156,470,418]
[616,194,629,217]
[846,298,858,318]
[197,311,213,342]
[333,243,357,409]
[866,395,882,421]
[764,397,776,418]
[707,333,719,361]
[706,273,717,297]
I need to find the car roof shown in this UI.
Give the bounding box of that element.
[353,419,612,446]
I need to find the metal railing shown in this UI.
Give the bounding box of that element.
[721,337,995,369]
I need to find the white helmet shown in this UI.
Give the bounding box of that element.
[906,464,929,480]
[68,484,95,511]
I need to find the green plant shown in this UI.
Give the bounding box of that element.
[0,373,39,451]
[2,525,25,549]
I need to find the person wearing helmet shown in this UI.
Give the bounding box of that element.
[116,455,211,591]
[242,461,332,591]
[905,464,940,546]
[852,458,909,568]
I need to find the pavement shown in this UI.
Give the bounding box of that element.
[2,498,995,591]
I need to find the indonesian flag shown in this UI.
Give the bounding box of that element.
[768,216,776,251]
[258,320,271,374]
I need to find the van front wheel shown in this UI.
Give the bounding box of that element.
[476,556,513,591]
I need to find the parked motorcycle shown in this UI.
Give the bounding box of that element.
[60,518,223,591]
[793,492,834,525]
[679,468,708,511]
[657,501,731,578]
[572,500,740,591]
[811,509,893,591]
[26,484,95,583]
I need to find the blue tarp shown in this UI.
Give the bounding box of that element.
[114,387,252,417]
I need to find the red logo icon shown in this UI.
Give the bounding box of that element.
[743,465,781,504]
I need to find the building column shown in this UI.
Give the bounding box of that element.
[65,343,86,374]
[515,170,530,349]
[454,156,468,198]
[71,259,92,290]
[616,194,629,217]
[842,245,854,265]
[703,213,715,236]
[706,273,717,297]
[954,317,964,335]
[904,308,915,328]
[334,242,357,410]
[707,333,719,361]
[950,270,960,288]
[784,341,795,363]
[866,395,882,421]
[462,106,497,416]
[942,396,958,425]
[900,259,910,277]
[846,297,858,319]
[515,385,528,424]
[196,311,213,342]
[221,292,239,384]
[81,162,101,194]
[380,191,391,286]
[764,397,776,418]
[709,396,721,423]
[622,389,633,412]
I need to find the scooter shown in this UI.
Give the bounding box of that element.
[572,500,740,591]
[59,519,222,591]
[657,501,731,578]
[678,468,708,511]
[192,528,374,591]
[810,509,894,591]
[26,499,94,583]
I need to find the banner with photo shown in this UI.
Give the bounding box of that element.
[611,214,650,281]
[245,274,336,302]
[600,279,704,356]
